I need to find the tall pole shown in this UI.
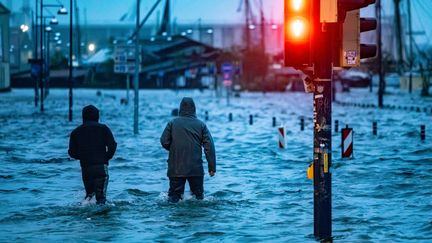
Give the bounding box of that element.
[312,11,334,239]
[377,0,384,107]
[44,28,50,97]
[69,0,73,121]
[394,0,404,72]
[259,0,265,53]
[32,7,39,107]
[245,0,251,50]
[46,30,50,97]
[134,0,140,134]
[40,0,44,112]
[407,0,413,93]
[74,0,81,66]
[198,18,202,42]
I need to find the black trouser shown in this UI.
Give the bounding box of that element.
[168,176,204,203]
[81,164,109,204]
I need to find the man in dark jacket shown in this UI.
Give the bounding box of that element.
[68,105,117,204]
[160,97,216,203]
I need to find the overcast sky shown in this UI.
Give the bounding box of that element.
[6,0,431,44]
[8,0,380,25]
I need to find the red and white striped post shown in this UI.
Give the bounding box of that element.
[278,126,286,149]
[341,125,353,158]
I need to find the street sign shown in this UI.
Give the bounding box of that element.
[114,45,138,74]
[222,63,232,73]
[222,62,233,87]
[223,80,233,87]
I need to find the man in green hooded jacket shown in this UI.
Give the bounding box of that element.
[160,97,216,203]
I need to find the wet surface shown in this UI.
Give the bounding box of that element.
[0,88,431,241]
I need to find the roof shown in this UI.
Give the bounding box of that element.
[85,49,113,64]
[0,3,10,15]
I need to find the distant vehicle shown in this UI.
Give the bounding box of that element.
[338,69,372,88]
[267,66,304,92]
[372,73,400,88]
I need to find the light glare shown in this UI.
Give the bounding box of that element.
[88,43,96,52]
[291,19,305,37]
[291,0,303,11]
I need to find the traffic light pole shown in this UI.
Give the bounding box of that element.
[312,22,334,241]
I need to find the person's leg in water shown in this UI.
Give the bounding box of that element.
[82,168,95,200]
[187,176,204,200]
[93,165,109,205]
[168,177,186,203]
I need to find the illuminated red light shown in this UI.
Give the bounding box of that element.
[286,17,308,40]
[291,19,305,37]
[290,0,304,11]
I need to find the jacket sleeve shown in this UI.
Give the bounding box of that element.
[105,126,117,161]
[68,131,79,160]
[160,122,172,151]
[202,124,216,172]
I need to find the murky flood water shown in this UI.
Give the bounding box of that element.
[0,88,431,242]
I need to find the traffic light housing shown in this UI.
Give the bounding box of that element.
[339,0,377,67]
[284,0,314,67]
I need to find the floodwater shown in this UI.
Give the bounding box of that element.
[0,88,431,242]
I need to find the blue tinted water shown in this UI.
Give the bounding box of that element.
[0,89,431,242]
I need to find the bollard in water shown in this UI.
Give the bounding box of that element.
[373,121,377,135]
[205,111,209,121]
[421,125,425,140]
[335,120,339,133]
[272,117,276,127]
[171,108,179,116]
[341,125,353,158]
[96,90,102,96]
[300,117,305,131]
[416,107,421,112]
[249,115,253,125]
[120,98,128,105]
[278,126,286,149]
[229,113,233,122]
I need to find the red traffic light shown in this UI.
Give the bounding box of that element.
[338,0,376,11]
[338,0,376,22]
[360,18,377,32]
[284,0,313,67]
[360,44,377,59]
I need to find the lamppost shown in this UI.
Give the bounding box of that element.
[37,0,67,112]
[18,25,29,71]
[37,15,61,111]
[206,28,214,46]
[68,0,73,121]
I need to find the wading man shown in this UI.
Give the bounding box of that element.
[160,97,216,203]
[68,105,117,204]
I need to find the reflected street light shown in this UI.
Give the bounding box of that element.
[20,24,29,32]
[58,6,68,15]
[50,17,58,25]
[88,43,96,52]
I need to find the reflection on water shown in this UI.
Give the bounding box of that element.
[0,89,431,241]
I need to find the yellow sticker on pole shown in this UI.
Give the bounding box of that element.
[307,163,313,180]
[323,153,329,173]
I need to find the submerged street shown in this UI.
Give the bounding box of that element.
[0,88,431,241]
